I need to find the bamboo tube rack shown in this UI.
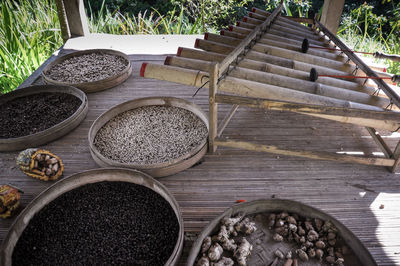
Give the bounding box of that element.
[140,3,400,172]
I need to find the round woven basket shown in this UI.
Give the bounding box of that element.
[0,85,88,151]
[42,49,132,93]
[88,96,209,177]
[0,168,184,266]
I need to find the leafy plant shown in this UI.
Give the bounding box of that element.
[0,0,63,94]
[338,2,400,74]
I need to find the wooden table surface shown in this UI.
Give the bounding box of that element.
[1,35,400,265]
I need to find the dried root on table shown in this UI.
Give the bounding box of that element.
[270,211,347,265]
[196,214,256,266]
[16,148,64,181]
[0,185,21,218]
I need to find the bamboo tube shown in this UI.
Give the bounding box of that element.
[236,21,256,30]
[214,138,395,167]
[228,25,252,35]
[205,32,242,46]
[178,47,225,62]
[141,63,399,130]
[248,11,266,21]
[196,38,352,74]
[177,47,375,94]
[166,56,389,108]
[141,63,382,111]
[271,24,324,42]
[268,28,331,47]
[252,7,313,32]
[195,39,232,54]
[220,30,246,39]
[242,16,263,26]
[211,32,341,63]
[253,37,345,62]
[273,19,314,34]
[247,13,315,35]
[262,33,342,56]
[252,43,355,72]
[225,27,332,52]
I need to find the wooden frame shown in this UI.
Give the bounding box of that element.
[140,4,400,172]
[206,5,400,172]
[55,0,89,42]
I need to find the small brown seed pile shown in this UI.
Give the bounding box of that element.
[94,106,208,165]
[196,214,256,266]
[45,52,128,83]
[269,211,347,265]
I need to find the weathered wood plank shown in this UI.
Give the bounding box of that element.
[1,37,400,265]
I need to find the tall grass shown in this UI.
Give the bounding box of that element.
[338,3,400,75]
[0,0,202,94]
[0,0,62,94]
[86,2,203,35]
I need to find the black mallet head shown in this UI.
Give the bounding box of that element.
[301,38,309,53]
[310,68,318,82]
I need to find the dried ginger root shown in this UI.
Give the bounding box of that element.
[201,236,212,254]
[234,238,252,266]
[211,257,234,266]
[197,256,210,266]
[212,225,237,251]
[208,243,223,261]
[235,217,257,235]
[221,215,243,235]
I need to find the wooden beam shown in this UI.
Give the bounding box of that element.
[214,138,395,167]
[320,0,344,35]
[217,105,239,137]
[209,63,219,153]
[365,127,393,158]
[55,0,71,42]
[214,93,400,120]
[391,141,400,172]
[55,0,89,42]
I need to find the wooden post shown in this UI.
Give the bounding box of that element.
[320,0,344,35]
[55,0,89,42]
[209,63,219,153]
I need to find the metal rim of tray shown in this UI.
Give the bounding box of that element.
[42,49,132,93]
[88,96,209,177]
[0,168,184,266]
[0,85,88,152]
[187,199,377,266]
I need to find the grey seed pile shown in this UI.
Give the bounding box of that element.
[94,106,208,165]
[45,52,128,83]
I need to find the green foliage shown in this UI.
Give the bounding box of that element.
[86,1,203,35]
[0,0,62,94]
[338,2,400,74]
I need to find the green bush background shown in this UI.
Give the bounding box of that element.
[0,0,399,94]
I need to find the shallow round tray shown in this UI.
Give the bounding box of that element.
[187,199,376,266]
[88,97,209,177]
[0,85,88,152]
[42,49,132,93]
[0,168,184,266]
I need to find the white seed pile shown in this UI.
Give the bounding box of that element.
[94,106,208,165]
[45,52,128,83]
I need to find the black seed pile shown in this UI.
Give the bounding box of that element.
[44,52,129,83]
[12,181,180,266]
[0,92,82,138]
